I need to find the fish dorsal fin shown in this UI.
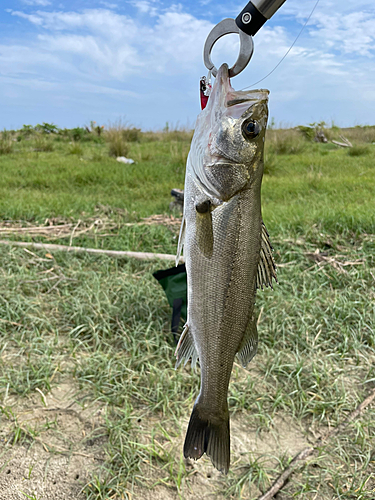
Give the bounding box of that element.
[175,215,186,266]
[175,324,199,370]
[237,315,258,367]
[256,222,277,290]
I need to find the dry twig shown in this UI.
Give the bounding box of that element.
[257,387,375,500]
[0,318,22,327]
[305,249,365,273]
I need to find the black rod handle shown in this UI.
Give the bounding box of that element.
[236,0,287,36]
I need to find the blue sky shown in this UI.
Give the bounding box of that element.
[0,0,374,130]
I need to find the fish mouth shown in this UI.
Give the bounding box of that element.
[216,63,230,83]
[206,154,243,169]
[206,161,242,169]
[226,97,257,107]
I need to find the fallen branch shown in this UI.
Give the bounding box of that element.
[0,239,180,262]
[257,387,375,500]
[0,224,72,233]
[332,140,351,148]
[340,135,353,147]
[305,249,364,273]
[332,135,352,148]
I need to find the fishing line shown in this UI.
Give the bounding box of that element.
[240,0,321,90]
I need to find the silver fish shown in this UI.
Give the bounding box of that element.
[175,63,277,473]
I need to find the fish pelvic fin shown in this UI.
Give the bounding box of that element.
[175,215,186,266]
[237,314,258,367]
[256,221,277,290]
[175,324,198,370]
[183,402,230,474]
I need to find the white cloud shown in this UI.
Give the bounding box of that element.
[282,0,375,19]
[21,0,51,6]
[8,8,214,78]
[280,0,375,57]
[130,1,158,16]
[10,11,45,25]
[99,1,118,9]
[311,12,375,57]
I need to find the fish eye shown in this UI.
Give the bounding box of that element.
[242,120,260,140]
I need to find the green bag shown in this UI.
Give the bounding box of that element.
[153,264,187,344]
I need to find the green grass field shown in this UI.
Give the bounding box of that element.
[0,125,374,499]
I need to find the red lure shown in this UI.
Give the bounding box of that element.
[200,75,212,110]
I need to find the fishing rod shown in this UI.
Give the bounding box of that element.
[236,0,287,36]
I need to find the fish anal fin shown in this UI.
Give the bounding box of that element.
[184,401,230,474]
[175,324,198,369]
[237,315,258,367]
[176,215,186,266]
[256,221,277,289]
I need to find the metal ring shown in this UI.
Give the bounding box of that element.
[203,18,254,78]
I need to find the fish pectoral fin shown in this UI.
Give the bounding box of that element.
[175,324,199,370]
[176,215,186,266]
[237,315,258,367]
[256,221,277,290]
[196,209,214,259]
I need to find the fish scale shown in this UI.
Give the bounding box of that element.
[175,63,277,473]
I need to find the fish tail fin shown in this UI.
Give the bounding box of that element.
[183,401,230,474]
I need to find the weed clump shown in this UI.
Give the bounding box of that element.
[266,129,306,155]
[68,142,83,155]
[35,122,59,135]
[33,134,54,152]
[121,127,141,142]
[264,153,277,175]
[0,130,13,155]
[69,127,89,142]
[106,134,129,158]
[348,145,371,157]
[105,124,133,157]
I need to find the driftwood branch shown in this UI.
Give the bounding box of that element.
[332,135,352,148]
[0,240,180,262]
[257,387,375,500]
[332,140,350,148]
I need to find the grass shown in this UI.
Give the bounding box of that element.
[0,129,14,155]
[0,123,374,499]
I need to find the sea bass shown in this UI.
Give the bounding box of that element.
[175,63,277,473]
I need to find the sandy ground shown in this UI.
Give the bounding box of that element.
[0,382,106,500]
[135,414,310,500]
[0,380,311,500]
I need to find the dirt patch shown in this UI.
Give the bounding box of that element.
[0,447,90,500]
[0,380,312,500]
[132,412,311,500]
[231,413,309,458]
[0,382,106,500]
